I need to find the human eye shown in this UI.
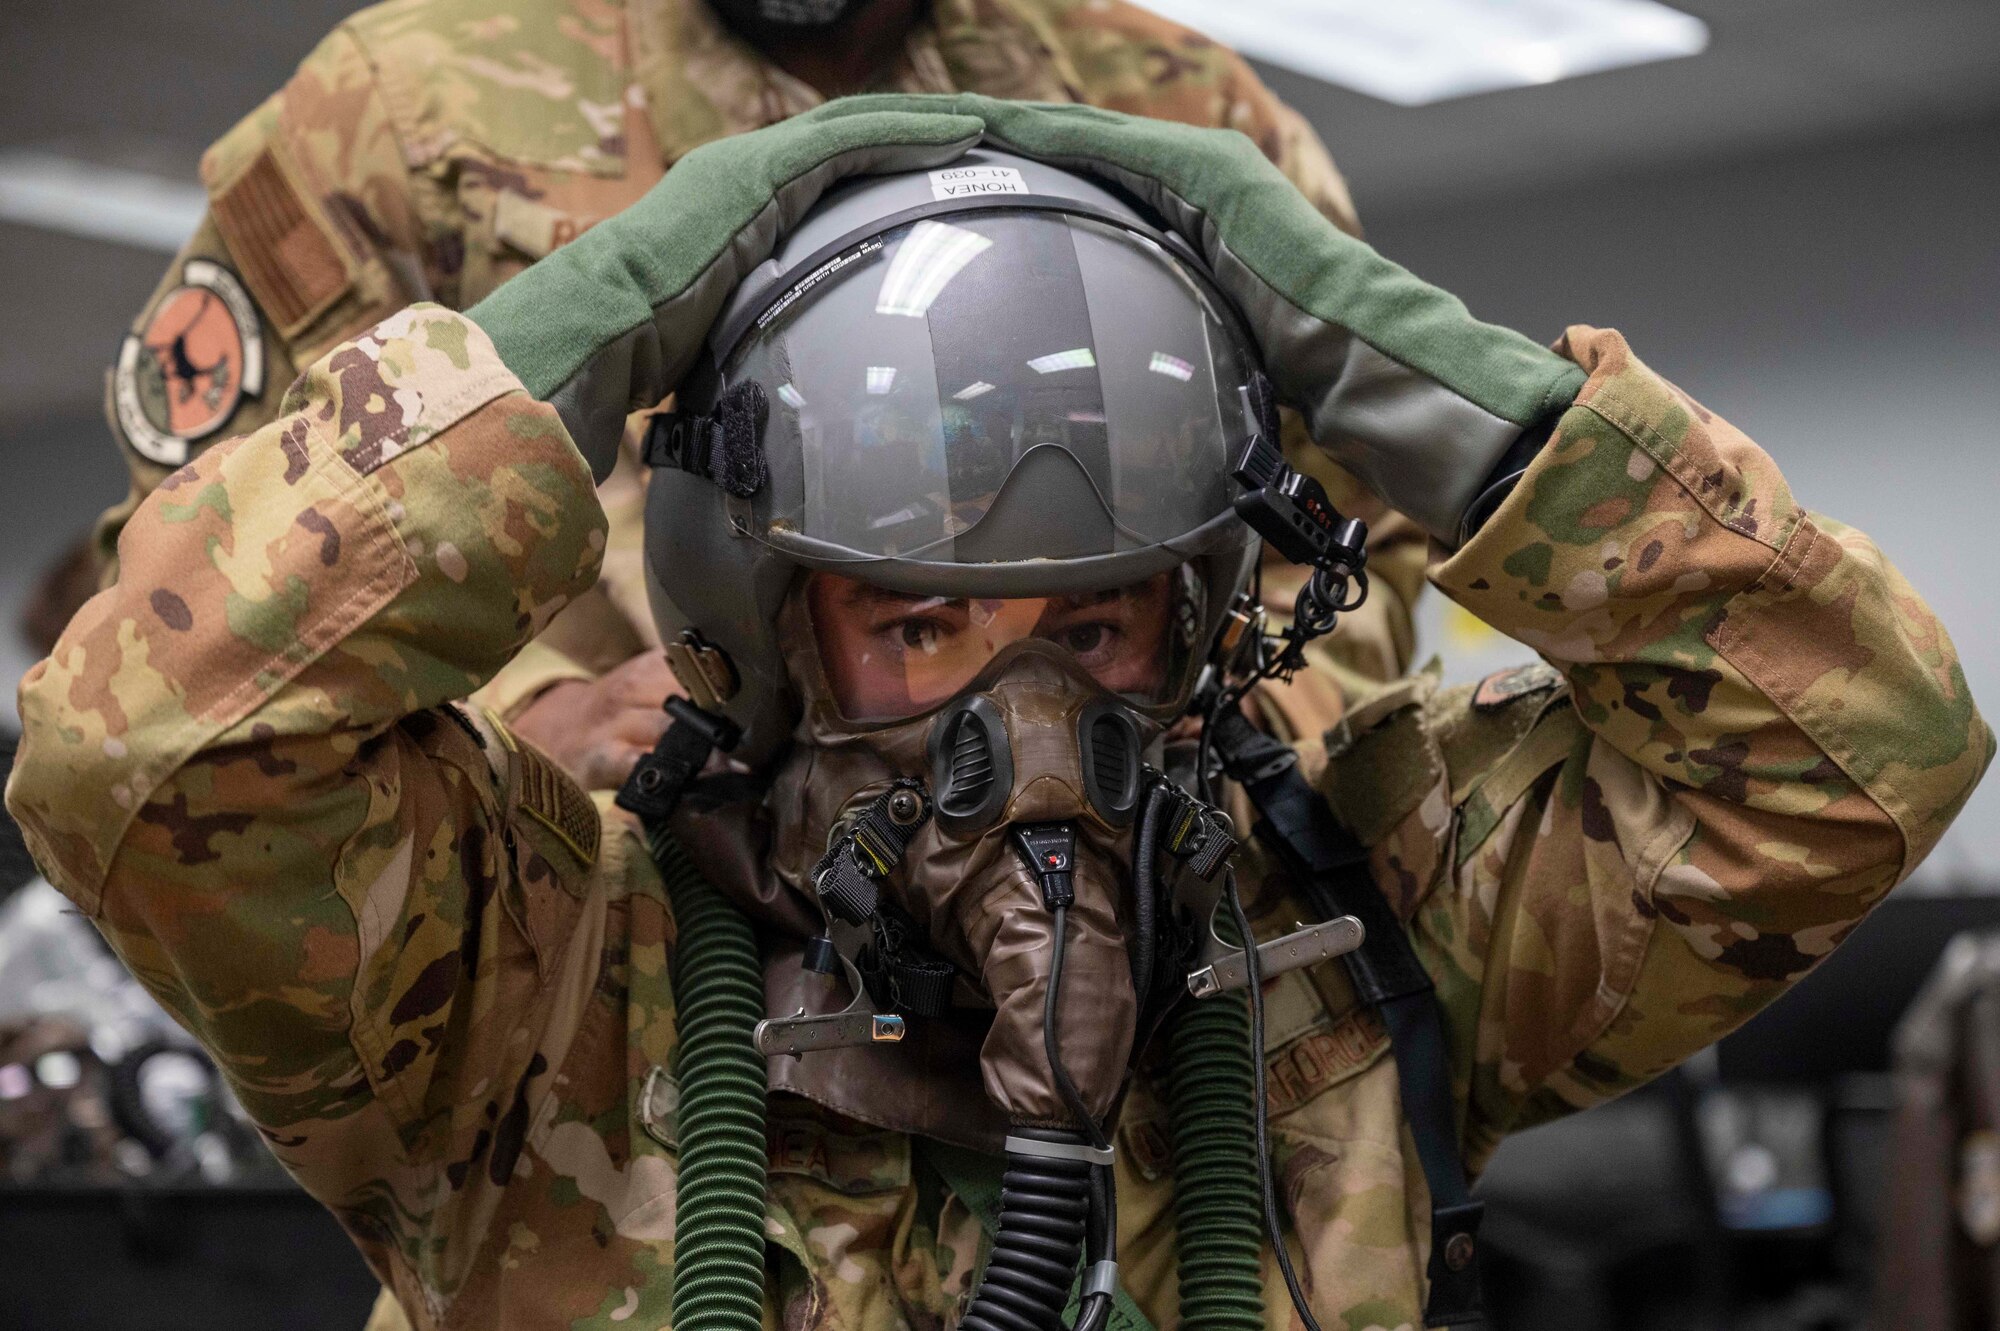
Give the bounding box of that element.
[1056,621,1114,658]
[873,601,968,657]
[894,616,947,654]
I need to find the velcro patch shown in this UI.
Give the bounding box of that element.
[767,1106,911,1195]
[112,258,266,467]
[1264,1008,1389,1118]
[211,148,350,335]
[517,745,600,868]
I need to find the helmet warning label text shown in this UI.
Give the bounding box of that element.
[929,165,1030,201]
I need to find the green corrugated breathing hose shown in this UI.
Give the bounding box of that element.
[1164,982,1269,1329]
[649,823,769,1331]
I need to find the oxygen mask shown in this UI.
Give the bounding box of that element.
[767,572,1188,1126]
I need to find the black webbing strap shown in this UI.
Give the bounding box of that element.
[857,903,957,1018]
[640,382,769,498]
[615,699,743,821]
[809,783,959,1020]
[809,783,928,925]
[1211,709,1485,1326]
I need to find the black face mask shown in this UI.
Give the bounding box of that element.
[707,0,867,33]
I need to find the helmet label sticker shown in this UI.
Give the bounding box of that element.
[929,165,1029,201]
[112,258,266,468]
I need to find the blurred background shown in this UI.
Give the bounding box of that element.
[0,1,1996,1327]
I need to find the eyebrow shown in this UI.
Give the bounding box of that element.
[847,585,965,613]
[841,584,1138,612]
[1055,588,1124,609]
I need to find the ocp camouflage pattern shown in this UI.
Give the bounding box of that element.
[96,0,1407,726]
[14,305,1985,1328]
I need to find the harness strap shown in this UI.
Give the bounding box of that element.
[640,381,769,497]
[920,1141,1160,1331]
[807,782,959,1019]
[1211,708,1485,1327]
[857,903,957,1018]
[615,699,741,821]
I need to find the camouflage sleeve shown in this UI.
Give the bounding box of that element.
[1330,326,1991,1166]
[95,24,428,576]
[8,308,608,1248]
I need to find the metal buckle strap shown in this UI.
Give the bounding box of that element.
[809,781,929,925]
[614,698,742,822]
[1208,706,1484,1327]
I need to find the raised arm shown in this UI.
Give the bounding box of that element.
[9,308,609,1283]
[95,26,429,574]
[1312,326,1991,1159]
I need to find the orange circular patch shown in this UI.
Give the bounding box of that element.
[114,260,264,467]
[139,285,247,438]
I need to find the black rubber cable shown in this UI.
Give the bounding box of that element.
[1044,903,1119,1331]
[1128,781,1167,1011]
[1043,905,1110,1151]
[1224,865,1325,1331]
[1069,1159,1116,1331]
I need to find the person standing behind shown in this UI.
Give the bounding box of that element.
[83,0,1426,794]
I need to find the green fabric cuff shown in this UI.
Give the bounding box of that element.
[466,103,982,475]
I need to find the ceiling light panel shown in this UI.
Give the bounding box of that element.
[1135,0,1708,106]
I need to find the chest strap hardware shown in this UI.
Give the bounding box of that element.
[804,781,959,1021]
[1187,915,1365,999]
[1157,785,1238,881]
[1210,705,1486,1327]
[811,780,929,924]
[755,994,907,1058]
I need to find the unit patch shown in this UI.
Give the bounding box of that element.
[112,259,265,467]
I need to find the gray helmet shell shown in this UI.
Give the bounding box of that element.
[646,148,1263,764]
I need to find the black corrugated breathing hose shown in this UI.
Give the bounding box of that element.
[958,1125,1097,1331]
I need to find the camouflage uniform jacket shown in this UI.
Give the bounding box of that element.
[100,0,1421,728]
[13,304,1987,1329]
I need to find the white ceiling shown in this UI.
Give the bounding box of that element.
[1247,0,2000,217]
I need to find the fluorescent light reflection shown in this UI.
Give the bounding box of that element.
[953,381,995,401]
[866,366,897,395]
[1131,0,1707,106]
[1148,352,1195,382]
[0,151,207,252]
[876,220,994,317]
[1027,348,1096,375]
[776,383,806,409]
